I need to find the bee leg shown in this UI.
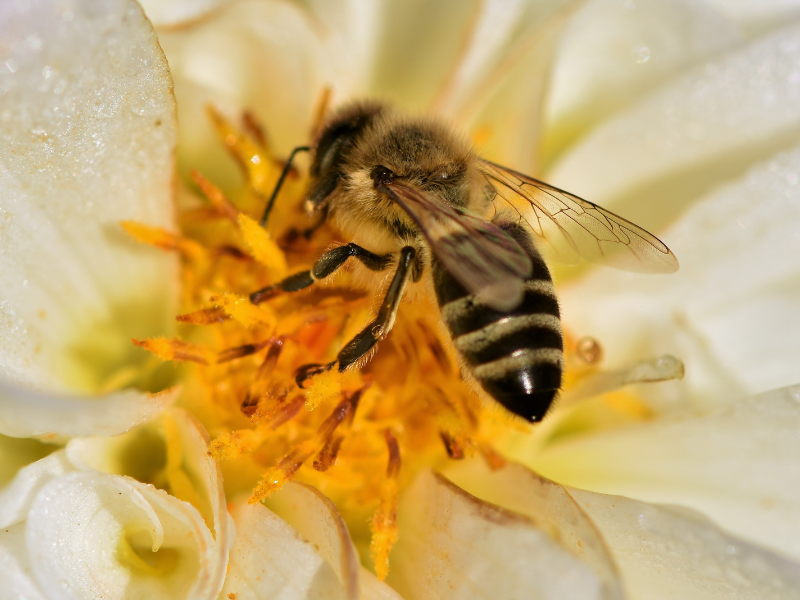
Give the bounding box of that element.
[337,246,416,371]
[249,243,392,304]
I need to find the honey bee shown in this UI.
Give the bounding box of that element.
[251,101,678,422]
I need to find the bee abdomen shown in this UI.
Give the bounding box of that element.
[433,237,562,422]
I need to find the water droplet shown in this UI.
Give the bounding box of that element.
[634,46,651,64]
[576,336,603,364]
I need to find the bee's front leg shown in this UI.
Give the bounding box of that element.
[336,246,416,371]
[249,243,392,304]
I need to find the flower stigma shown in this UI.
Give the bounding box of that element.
[128,101,677,580]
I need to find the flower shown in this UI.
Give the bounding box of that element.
[3,0,800,599]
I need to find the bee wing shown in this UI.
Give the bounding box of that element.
[478,160,679,273]
[381,180,533,311]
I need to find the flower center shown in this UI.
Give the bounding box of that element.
[129,106,668,579]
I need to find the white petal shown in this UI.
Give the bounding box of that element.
[65,408,234,591]
[561,142,800,407]
[27,471,218,600]
[545,0,740,161]
[0,382,176,438]
[361,0,482,110]
[387,469,604,599]
[139,0,233,28]
[444,459,625,599]
[0,450,70,529]
[451,5,571,171]
[220,500,347,600]
[703,0,800,36]
[157,0,354,188]
[569,488,800,600]
[267,482,361,599]
[0,523,47,600]
[0,0,178,435]
[530,385,800,562]
[549,23,800,232]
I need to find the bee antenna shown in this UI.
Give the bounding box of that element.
[260,145,311,228]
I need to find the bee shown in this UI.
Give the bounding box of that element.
[251,101,678,422]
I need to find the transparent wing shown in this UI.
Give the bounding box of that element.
[479,160,679,273]
[381,180,533,311]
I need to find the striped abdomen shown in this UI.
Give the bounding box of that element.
[432,225,562,422]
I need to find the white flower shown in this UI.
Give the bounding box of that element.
[3,0,800,599]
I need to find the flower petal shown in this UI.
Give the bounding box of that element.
[26,471,218,600]
[267,481,361,599]
[0,525,46,600]
[0,450,70,529]
[157,0,352,188]
[569,488,800,600]
[220,500,347,600]
[387,469,605,599]
[560,142,800,407]
[530,385,800,562]
[545,0,740,162]
[139,0,233,28]
[0,0,179,436]
[444,459,625,599]
[703,0,800,36]
[65,407,234,592]
[549,23,800,232]
[0,382,176,439]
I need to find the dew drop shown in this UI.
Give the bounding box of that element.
[576,336,603,365]
[634,46,651,64]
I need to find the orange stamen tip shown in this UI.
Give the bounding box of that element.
[132,337,214,365]
[249,445,312,503]
[191,170,240,223]
[237,214,288,278]
[176,307,229,325]
[370,477,399,581]
[121,221,203,260]
[212,292,277,329]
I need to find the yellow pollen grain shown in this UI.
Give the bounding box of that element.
[304,370,342,412]
[213,292,277,329]
[237,213,288,279]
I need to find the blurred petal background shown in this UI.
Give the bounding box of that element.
[2,0,800,598]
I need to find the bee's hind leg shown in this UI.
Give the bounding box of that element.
[249,243,392,304]
[336,245,416,371]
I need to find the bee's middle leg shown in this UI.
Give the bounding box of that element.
[250,243,392,304]
[336,245,416,371]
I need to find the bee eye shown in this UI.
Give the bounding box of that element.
[371,165,394,187]
[430,171,450,182]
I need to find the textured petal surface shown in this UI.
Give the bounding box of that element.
[545,0,740,162]
[548,23,800,233]
[560,143,800,407]
[530,385,800,562]
[444,459,624,600]
[220,500,346,600]
[27,471,217,600]
[569,488,800,600]
[387,470,604,599]
[0,0,179,437]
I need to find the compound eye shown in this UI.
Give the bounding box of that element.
[371,165,395,187]
[430,170,450,182]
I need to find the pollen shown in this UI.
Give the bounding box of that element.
[124,108,648,579]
